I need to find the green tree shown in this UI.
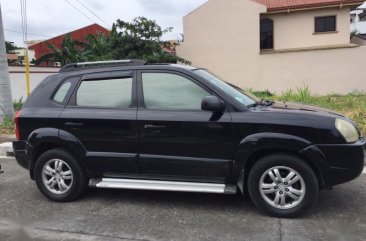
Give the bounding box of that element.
[37,17,190,66]
[83,31,113,61]
[36,34,86,65]
[110,17,189,64]
[5,41,17,54]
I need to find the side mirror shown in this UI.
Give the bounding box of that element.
[201,96,225,113]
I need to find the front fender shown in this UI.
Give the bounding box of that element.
[234,132,328,191]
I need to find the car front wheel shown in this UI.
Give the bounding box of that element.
[248,153,319,218]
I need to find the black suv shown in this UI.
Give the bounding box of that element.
[13,60,365,218]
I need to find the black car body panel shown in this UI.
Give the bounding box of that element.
[13,64,365,190]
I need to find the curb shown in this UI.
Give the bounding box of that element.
[0,142,14,158]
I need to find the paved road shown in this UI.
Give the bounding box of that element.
[0,158,365,241]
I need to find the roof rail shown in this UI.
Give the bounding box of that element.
[59,59,147,73]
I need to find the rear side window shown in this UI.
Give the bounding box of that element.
[76,78,133,108]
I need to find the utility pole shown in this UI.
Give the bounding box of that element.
[0,3,14,121]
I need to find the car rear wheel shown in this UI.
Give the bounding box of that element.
[34,148,87,202]
[248,153,319,218]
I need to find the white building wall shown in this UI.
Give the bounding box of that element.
[351,2,366,34]
[8,66,59,101]
[177,0,366,95]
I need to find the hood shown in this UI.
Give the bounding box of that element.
[264,102,344,117]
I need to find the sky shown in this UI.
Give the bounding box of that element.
[1,0,208,47]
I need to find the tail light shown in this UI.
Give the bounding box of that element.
[15,110,21,140]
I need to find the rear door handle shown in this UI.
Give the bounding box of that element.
[65,122,84,128]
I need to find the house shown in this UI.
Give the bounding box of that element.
[28,23,109,66]
[351,33,366,44]
[177,0,366,94]
[351,2,366,33]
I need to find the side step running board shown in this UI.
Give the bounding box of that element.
[89,178,237,194]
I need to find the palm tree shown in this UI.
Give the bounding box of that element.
[83,32,113,61]
[36,34,86,66]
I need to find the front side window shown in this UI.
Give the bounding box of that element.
[142,73,210,110]
[76,77,133,108]
[260,19,274,50]
[315,16,336,33]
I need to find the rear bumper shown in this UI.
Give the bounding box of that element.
[316,138,365,187]
[13,140,29,170]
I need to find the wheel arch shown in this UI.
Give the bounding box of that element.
[234,133,327,194]
[28,128,88,179]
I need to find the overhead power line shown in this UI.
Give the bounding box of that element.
[75,0,111,28]
[64,0,95,23]
[20,0,28,45]
[4,28,52,38]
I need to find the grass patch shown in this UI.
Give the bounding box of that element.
[0,98,24,135]
[249,88,366,135]
[0,116,14,135]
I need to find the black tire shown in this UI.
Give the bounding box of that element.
[247,153,319,218]
[34,148,87,202]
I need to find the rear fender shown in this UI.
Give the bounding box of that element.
[28,128,88,178]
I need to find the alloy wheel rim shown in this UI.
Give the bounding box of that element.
[259,166,305,210]
[41,159,73,194]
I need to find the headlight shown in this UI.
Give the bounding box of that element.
[335,119,359,143]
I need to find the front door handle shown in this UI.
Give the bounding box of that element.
[65,122,84,128]
[144,124,166,130]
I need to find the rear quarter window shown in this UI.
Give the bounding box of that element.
[53,81,72,103]
[51,76,80,105]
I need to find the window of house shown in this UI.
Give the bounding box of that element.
[76,78,133,108]
[360,13,366,22]
[260,19,274,50]
[142,73,210,110]
[315,16,336,33]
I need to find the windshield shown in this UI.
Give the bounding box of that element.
[193,69,258,106]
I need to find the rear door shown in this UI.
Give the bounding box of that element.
[59,71,139,176]
[137,70,236,183]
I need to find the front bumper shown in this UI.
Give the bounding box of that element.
[316,138,365,186]
[13,140,29,170]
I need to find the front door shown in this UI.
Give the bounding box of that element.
[60,71,139,176]
[137,71,236,183]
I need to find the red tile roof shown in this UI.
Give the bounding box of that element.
[253,0,364,12]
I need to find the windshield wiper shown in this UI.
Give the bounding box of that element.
[247,99,274,108]
[247,102,259,108]
[260,99,274,106]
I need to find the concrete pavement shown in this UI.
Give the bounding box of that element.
[0,157,366,241]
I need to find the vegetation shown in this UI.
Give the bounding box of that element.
[0,98,24,135]
[250,87,366,135]
[36,17,189,66]
[350,29,359,39]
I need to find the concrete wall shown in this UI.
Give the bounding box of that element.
[8,66,59,101]
[257,46,366,95]
[180,0,266,87]
[267,7,351,50]
[177,0,366,95]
